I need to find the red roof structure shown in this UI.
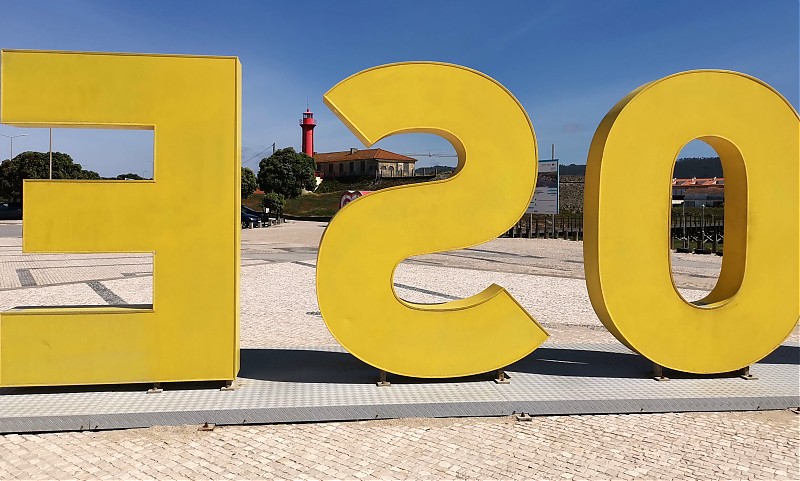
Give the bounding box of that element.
[672,178,725,207]
[314,148,416,164]
[672,177,724,188]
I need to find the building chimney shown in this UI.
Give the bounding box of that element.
[350,148,358,154]
[300,109,316,157]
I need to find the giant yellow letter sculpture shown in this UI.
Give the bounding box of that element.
[0,50,241,387]
[584,70,799,374]
[316,62,548,378]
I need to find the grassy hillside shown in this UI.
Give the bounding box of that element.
[314,174,445,194]
[243,191,342,218]
[242,194,265,212]
[244,174,451,218]
[284,191,345,217]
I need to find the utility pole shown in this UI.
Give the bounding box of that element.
[0,133,27,162]
[551,143,556,237]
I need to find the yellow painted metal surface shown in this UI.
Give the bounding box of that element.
[316,62,548,378]
[584,70,799,374]
[0,50,241,387]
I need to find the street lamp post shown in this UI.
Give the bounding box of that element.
[0,133,27,162]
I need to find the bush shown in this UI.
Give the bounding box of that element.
[261,192,286,212]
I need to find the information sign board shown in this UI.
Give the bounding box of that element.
[526,160,559,214]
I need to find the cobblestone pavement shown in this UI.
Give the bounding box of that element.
[0,411,797,480]
[1,220,798,480]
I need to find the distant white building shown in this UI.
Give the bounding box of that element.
[672,177,724,207]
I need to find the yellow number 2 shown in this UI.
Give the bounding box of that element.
[317,63,548,378]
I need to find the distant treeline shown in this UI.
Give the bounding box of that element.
[415,165,456,174]
[559,157,723,178]
[559,164,587,176]
[671,157,723,178]
[0,151,151,203]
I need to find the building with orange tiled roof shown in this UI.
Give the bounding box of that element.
[672,177,724,207]
[314,148,417,178]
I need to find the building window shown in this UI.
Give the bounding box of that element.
[328,164,333,175]
[360,161,365,173]
[349,162,355,174]
[339,163,344,174]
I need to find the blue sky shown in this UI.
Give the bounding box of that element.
[0,1,797,177]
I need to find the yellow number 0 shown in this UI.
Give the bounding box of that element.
[317,63,549,378]
[584,70,799,373]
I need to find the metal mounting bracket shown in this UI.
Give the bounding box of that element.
[653,363,670,381]
[147,383,163,394]
[738,366,758,380]
[377,370,391,387]
[494,369,510,384]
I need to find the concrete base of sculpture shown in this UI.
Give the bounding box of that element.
[0,343,797,434]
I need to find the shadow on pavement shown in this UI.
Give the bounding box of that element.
[239,344,799,384]
[2,345,795,394]
[239,348,491,385]
[761,344,800,364]
[508,347,648,379]
[240,348,375,384]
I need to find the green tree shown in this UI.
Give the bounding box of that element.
[261,192,286,212]
[115,173,146,180]
[0,151,100,203]
[256,147,316,198]
[241,167,257,199]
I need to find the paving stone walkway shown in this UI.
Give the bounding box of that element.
[0,411,797,480]
[1,220,798,480]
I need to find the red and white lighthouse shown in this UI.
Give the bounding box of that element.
[300,108,316,157]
